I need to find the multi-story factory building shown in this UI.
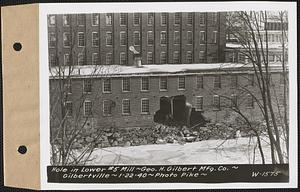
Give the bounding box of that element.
[48,12,226,67]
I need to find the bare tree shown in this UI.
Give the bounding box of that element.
[224,11,288,164]
[49,16,120,165]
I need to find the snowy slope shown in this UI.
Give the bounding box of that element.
[87,137,272,165]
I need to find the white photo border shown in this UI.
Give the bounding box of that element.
[39,1,298,190]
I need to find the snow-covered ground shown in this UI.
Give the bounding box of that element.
[87,137,272,165]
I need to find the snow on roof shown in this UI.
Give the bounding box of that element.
[49,63,285,79]
[226,42,287,50]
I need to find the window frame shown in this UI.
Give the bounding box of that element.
[106,53,112,65]
[161,13,167,26]
[92,32,99,47]
[92,52,99,65]
[49,33,56,48]
[213,95,220,111]
[64,53,70,66]
[63,14,70,27]
[178,76,186,90]
[91,13,99,26]
[160,31,167,46]
[103,100,112,116]
[122,77,131,92]
[120,52,126,65]
[147,52,153,64]
[186,51,193,63]
[133,31,140,46]
[122,99,131,115]
[102,78,112,93]
[160,52,167,64]
[65,101,73,117]
[141,77,150,92]
[106,32,113,46]
[77,53,84,65]
[77,32,85,47]
[213,75,221,89]
[147,31,154,46]
[83,100,92,117]
[196,75,203,89]
[83,79,92,93]
[195,96,204,111]
[141,98,150,114]
[159,76,168,91]
[120,31,127,46]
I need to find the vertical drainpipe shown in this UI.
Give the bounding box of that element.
[217,12,221,62]
[192,12,195,63]
[205,12,208,63]
[98,13,101,65]
[112,13,115,65]
[166,13,169,65]
[180,12,183,64]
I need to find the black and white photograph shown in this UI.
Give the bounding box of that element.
[42,2,297,187]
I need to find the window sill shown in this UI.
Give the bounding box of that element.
[160,89,168,92]
[141,90,150,92]
[103,114,112,117]
[178,88,186,91]
[103,91,112,94]
[141,112,150,115]
[122,113,131,116]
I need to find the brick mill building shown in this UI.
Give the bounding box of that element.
[48,13,287,130]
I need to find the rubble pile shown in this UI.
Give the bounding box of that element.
[57,122,257,149]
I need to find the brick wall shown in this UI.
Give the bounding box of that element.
[50,71,286,130]
[48,12,226,67]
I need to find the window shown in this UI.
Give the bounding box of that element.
[161,13,167,26]
[160,77,168,91]
[173,51,180,64]
[106,53,112,65]
[106,32,112,46]
[65,101,73,117]
[92,53,99,65]
[195,96,203,111]
[120,13,127,26]
[78,32,85,47]
[174,13,181,25]
[199,13,205,25]
[213,95,220,110]
[214,75,221,88]
[77,53,85,65]
[63,32,71,47]
[83,79,92,93]
[106,13,113,26]
[133,31,140,46]
[147,31,154,46]
[211,12,217,24]
[246,94,254,108]
[103,100,112,116]
[120,31,126,46]
[147,52,153,64]
[160,52,167,64]
[178,76,186,90]
[148,13,154,25]
[65,79,72,94]
[49,53,56,66]
[174,31,180,45]
[229,52,235,62]
[63,15,70,26]
[92,13,99,26]
[160,31,167,45]
[141,99,150,114]
[196,76,203,89]
[122,78,130,92]
[213,31,218,44]
[77,14,85,26]
[187,12,193,25]
[187,31,193,45]
[84,100,92,116]
[92,32,99,47]
[122,99,131,115]
[64,54,70,66]
[238,53,245,63]
[248,74,254,86]
[280,73,286,84]
[133,13,140,25]
[141,77,150,91]
[199,51,205,62]
[103,78,111,93]
[186,51,193,63]
[49,33,56,48]
[120,52,126,65]
[231,94,238,108]
[200,31,206,44]
[231,75,238,88]
[48,15,56,26]
[269,54,275,62]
